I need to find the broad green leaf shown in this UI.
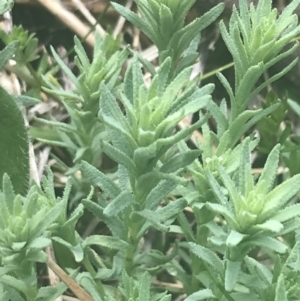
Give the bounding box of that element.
[0,86,29,195]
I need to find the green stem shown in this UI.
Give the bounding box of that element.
[200,62,234,81]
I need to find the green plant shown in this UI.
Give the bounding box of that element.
[1,0,300,300]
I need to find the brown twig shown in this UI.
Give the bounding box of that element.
[70,0,106,37]
[47,257,96,301]
[35,0,95,47]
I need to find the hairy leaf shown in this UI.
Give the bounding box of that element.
[0,87,29,195]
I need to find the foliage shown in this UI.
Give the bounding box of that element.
[1,0,300,300]
[0,76,29,196]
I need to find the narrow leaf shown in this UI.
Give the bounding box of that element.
[225,260,242,291]
[81,161,121,198]
[257,144,280,194]
[160,150,201,173]
[83,235,129,250]
[189,242,224,274]
[0,41,19,70]
[262,174,300,217]
[185,289,216,301]
[104,190,135,216]
[145,178,178,210]
[102,141,136,174]
[275,274,287,301]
